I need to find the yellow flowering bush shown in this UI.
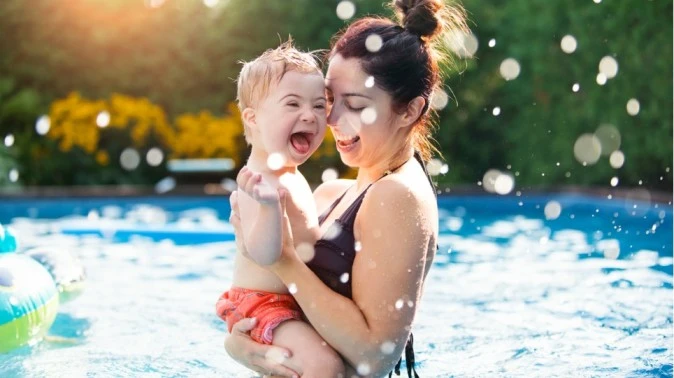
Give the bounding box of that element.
[47,92,243,166]
[41,92,342,185]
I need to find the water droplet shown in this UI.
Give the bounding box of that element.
[364,76,375,88]
[267,152,286,170]
[599,56,619,79]
[544,201,562,220]
[560,35,577,53]
[120,148,141,170]
[395,299,404,310]
[321,168,339,183]
[146,147,164,167]
[365,34,383,52]
[493,173,514,195]
[96,111,110,128]
[4,134,14,147]
[155,177,176,194]
[354,241,362,252]
[265,348,288,364]
[572,83,580,92]
[360,107,377,124]
[340,272,349,283]
[203,0,218,8]
[35,115,50,135]
[430,88,449,111]
[573,134,601,165]
[488,39,496,48]
[380,341,396,354]
[626,98,640,116]
[445,30,479,58]
[8,169,19,183]
[610,177,619,187]
[594,124,621,155]
[427,159,443,176]
[499,58,521,80]
[598,239,620,259]
[288,283,298,294]
[357,362,371,376]
[492,107,501,116]
[296,243,316,262]
[609,151,625,169]
[596,73,607,85]
[336,1,355,20]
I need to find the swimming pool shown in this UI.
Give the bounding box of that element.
[0,193,671,377]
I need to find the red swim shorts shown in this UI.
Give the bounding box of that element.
[215,287,302,344]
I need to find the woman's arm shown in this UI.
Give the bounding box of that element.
[224,317,299,377]
[274,179,433,374]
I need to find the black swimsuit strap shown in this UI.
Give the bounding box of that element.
[317,154,412,226]
[413,150,437,197]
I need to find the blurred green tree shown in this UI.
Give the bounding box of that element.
[0,0,670,190]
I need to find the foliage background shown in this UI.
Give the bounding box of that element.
[0,0,671,192]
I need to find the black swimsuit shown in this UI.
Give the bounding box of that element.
[306,151,436,378]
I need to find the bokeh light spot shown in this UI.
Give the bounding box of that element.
[365,34,383,52]
[360,107,377,124]
[35,115,50,135]
[8,169,19,183]
[267,153,286,170]
[4,134,14,147]
[120,148,141,170]
[321,168,339,182]
[146,148,164,167]
[544,201,562,220]
[96,111,110,128]
[596,73,607,85]
[446,30,478,58]
[573,134,601,165]
[336,1,355,20]
[499,58,521,81]
[493,173,515,195]
[561,35,577,53]
[626,98,640,116]
[594,124,621,155]
[609,151,625,169]
[599,56,619,79]
[430,88,449,111]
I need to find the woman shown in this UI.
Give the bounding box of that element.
[226,0,468,376]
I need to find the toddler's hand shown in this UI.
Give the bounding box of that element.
[237,166,280,205]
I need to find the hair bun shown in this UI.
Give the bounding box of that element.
[393,0,443,39]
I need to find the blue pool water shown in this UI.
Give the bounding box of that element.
[0,193,671,377]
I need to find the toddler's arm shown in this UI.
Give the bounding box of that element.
[236,166,283,266]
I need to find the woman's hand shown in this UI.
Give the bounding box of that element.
[224,317,298,378]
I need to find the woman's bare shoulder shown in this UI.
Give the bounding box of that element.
[313,179,354,210]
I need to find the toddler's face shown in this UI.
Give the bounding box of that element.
[253,71,327,168]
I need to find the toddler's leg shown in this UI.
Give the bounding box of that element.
[271,320,345,378]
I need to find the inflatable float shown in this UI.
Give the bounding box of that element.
[0,225,86,353]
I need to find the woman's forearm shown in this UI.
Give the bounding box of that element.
[276,259,404,374]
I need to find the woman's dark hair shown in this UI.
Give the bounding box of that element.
[330,0,468,162]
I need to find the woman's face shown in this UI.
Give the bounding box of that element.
[325,54,404,169]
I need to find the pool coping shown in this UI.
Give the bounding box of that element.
[0,184,670,203]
